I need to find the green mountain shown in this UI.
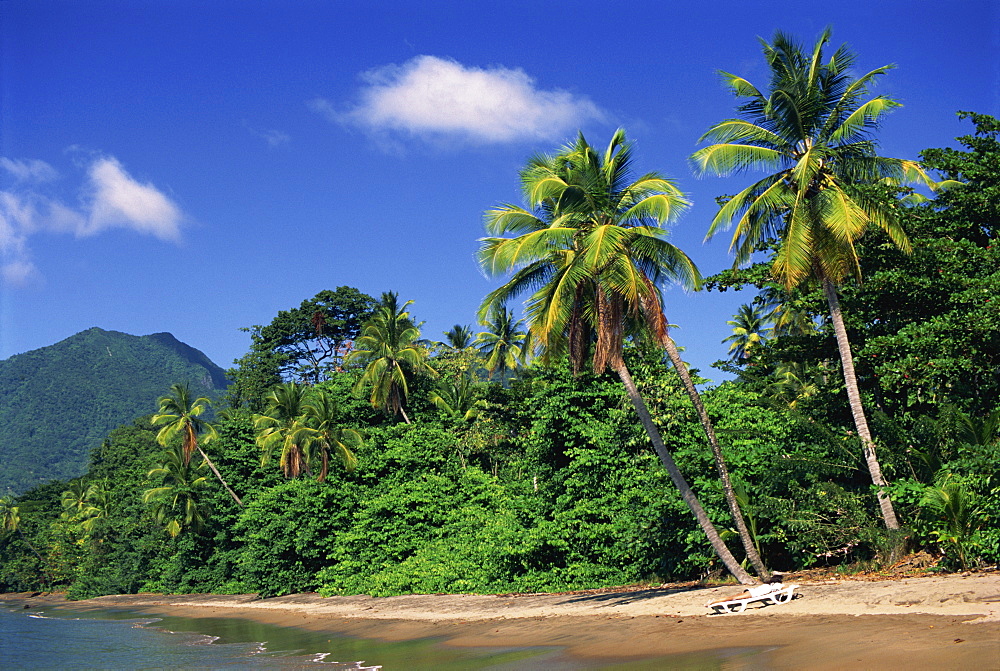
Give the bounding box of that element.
[0,328,229,495]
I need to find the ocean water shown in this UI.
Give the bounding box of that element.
[0,602,764,669]
[0,603,554,669]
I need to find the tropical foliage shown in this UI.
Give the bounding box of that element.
[1,35,997,600]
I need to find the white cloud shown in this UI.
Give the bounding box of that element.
[83,158,182,242]
[0,158,59,183]
[1,258,40,287]
[321,55,605,143]
[0,155,184,287]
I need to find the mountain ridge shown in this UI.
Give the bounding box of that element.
[0,328,229,495]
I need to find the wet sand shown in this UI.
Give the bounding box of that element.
[6,573,999,668]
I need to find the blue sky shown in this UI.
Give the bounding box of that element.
[2,1,997,382]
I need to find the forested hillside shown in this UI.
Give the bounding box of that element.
[0,328,229,494]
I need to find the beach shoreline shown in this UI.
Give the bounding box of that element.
[5,573,999,668]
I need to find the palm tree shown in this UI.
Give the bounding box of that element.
[692,29,933,529]
[143,443,210,537]
[955,408,1000,448]
[255,382,314,478]
[474,308,529,378]
[757,286,816,337]
[429,371,484,422]
[768,361,822,408]
[78,481,111,533]
[301,389,361,482]
[152,383,242,506]
[479,129,760,583]
[722,304,770,361]
[920,474,980,569]
[347,292,437,424]
[442,324,476,350]
[61,480,91,518]
[0,495,52,586]
[60,479,110,534]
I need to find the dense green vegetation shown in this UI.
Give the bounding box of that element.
[0,328,229,495]
[1,33,996,599]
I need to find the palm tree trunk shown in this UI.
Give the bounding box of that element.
[399,406,411,424]
[822,277,900,530]
[662,336,770,580]
[196,445,243,507]
[615,362,755,585]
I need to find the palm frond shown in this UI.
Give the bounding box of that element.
[691,143,784,176]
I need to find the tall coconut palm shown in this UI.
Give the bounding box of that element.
[479,129,761,583]
[722,304,770,361]
[692,29,933,529]
[255,382,314,478]
[143,443,210,537]
[347,292,436,424]
[474,308,530,378]
[152,384,242,506]
[301,389,361,482]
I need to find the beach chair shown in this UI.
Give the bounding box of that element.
[706,583,800,615]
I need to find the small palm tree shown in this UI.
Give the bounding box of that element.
[78,481,111,533]
[722,304,770,361]
[59,480,110,534]
[61,480,91,518]
[442,324,476,350]
[474,309,529,379]
[693,29,934,529]
[429,371,484,422]
[757,286,817,337]
[347,292,437,424]
[768,362,822,408]
[955,409,1000,448]
[152,383,242,506]
[0,496,20,535]
[1,496,52,586]
[301,390,361,482]
[255,382,314,478]
[920,474,981,568]
[143,444,210,537]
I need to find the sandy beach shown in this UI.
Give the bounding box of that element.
[6,572,1000,668]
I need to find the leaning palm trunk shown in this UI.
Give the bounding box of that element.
[616,363,755,585]
[823,278,900,529]
[662,336,770,579]
[184,423,242,506]
[195,444,243,507]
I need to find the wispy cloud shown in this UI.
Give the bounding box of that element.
[0,158,59,183]
[0,155,184,287]
[316,55,605,144]
[242,120,291,147]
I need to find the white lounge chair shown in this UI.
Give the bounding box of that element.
[706,583,800,615]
